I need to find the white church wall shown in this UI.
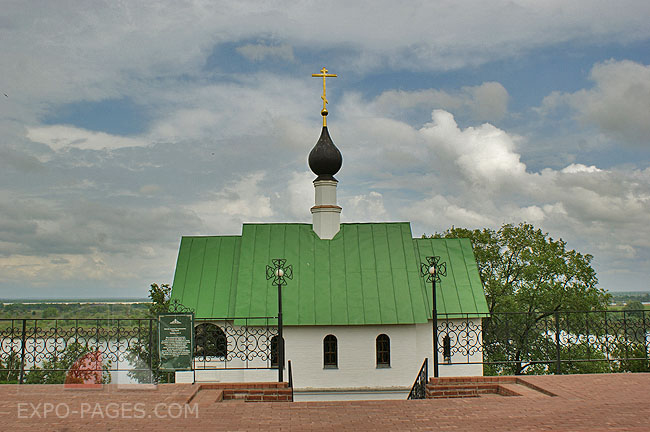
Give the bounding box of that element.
[176,319,484,386]
[286,324,420,390]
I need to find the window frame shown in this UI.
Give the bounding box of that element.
[323,334,338,369]
[376,334,391,368]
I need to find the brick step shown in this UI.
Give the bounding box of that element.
[187,382,293,404]
[222,388,293,402]
[428,376,517,385]
[191,388,224,404]
[498,383,551,398]
[423,376,555,399]
[427,383,505,391]
[426,388,480,398]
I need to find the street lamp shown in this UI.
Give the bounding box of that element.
[266,258,293,382]
[420,255,447,378]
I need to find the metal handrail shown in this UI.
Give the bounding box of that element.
[407,358,428,400]
[287,359,294,402]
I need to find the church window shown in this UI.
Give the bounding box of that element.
[323,335,338,368]
[194,323,227,360]
[376,334,390,367]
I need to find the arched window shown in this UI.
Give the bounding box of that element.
[376,334,390,367]
[323,335,338,368]
[194,323,227,359]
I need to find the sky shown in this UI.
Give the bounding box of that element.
[1,1,650,299]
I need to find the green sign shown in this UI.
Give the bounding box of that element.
[158,313,194,371]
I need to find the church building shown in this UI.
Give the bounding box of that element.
[170,69,489,394]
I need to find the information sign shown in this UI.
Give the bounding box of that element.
[158,313,194,371]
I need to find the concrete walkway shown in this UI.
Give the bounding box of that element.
[1,373,649,431]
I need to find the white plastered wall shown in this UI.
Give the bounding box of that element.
[176,319,484,386]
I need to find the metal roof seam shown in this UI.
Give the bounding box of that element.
[372,224,384,325]
[460,238,480,313]
[228,237,242,317]
[387,224,403,324]
[338,227,347,324]
[400,223,417,324]
[211,238,223,316]
[355,223,367,324]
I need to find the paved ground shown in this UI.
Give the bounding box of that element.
[1,373,649,431]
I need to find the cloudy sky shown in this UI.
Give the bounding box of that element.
[1,1,649,299]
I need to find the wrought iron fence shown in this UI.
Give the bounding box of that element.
[0,318,156,384]
[436,310,650,375]
[192,317,278,370]
[0,315,279,384]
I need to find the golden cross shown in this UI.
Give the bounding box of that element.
[312,67,337,126]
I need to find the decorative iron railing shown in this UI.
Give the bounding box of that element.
[436,310,650,375]
[0,318,156,384]
[192,317,278,370]
[0,315,279,384]
[407,358,428,400]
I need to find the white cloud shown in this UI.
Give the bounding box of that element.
[539,60,650,146]
[561,164,602,174]
[287,171,314,221]
[373,82,509,122]
[27,125,148,151]
[189,172,274,234]
[420,110,526,187]
[343,191,388,222]
[236,43,295,62]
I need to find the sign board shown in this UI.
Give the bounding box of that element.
[158,313,194,371]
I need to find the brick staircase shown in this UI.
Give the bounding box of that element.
[188,382,293,404]
[425,376,555,399]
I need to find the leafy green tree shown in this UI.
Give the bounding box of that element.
[127,283,174,384]
[0,350,20,383]
[434,222,610,374]
[433,223,609,314]
[42,307,59,319]
[611,342,649,372]
[148,283,171,316]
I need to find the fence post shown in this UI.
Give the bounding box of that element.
[149,319,154,378]
[18,319,27,384]
[554,311,561,375]
[643,310,648,369]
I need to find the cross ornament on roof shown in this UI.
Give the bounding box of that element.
[312,67,337,126]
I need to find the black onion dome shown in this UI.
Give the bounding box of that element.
[308,126,342,181]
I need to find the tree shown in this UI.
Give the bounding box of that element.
[42,306,59,319]
[148,283,171,316]
[433,222,611,374]
[433,223,609,314]
[127,283,173,384]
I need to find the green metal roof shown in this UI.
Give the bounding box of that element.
[171,223,488,324]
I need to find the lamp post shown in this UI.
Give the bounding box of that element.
[266,258,293,382]
[420,255,447,378]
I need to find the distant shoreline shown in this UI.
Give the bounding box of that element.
[1,299,148,305]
